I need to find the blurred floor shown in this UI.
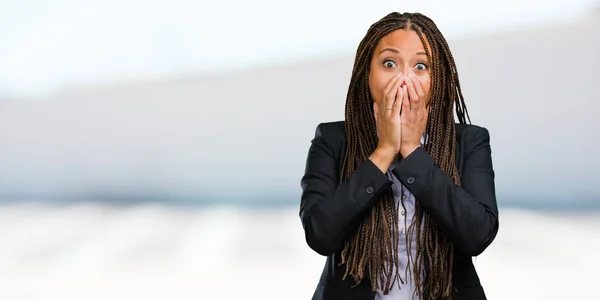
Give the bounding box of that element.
[0,203,598,300]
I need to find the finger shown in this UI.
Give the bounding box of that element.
[382,74,401,108]
[392,84,403,115]
[387,74,405,111]
[383,73,404,111]
[401,85,410,116]
[383,72,404,96]
[411,74,427,111]
[389,75,405,108]
[411,73,426,102]
[405,74,420,104]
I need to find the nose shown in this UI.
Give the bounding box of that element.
[401,65,412,77]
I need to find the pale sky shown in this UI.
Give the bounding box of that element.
[0,0,597,98]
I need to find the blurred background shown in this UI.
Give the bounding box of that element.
[1,0,599,299]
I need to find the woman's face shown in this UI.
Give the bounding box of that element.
[368,29,431,107]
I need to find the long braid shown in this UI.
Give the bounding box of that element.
[339,12,470,300]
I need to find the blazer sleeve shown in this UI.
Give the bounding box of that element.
[299,123,393,256]
[391,126,499,256]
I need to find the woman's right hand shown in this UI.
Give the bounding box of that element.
[370,73,406,172]
[373,73,405,154]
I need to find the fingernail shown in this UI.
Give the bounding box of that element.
[397,72,403,78]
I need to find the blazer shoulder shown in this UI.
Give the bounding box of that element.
[455,123,491,148]
[311,121,346,161]
[313,120,346,142]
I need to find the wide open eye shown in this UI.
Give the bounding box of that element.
[383,59,396,68]
[415,62,428,71]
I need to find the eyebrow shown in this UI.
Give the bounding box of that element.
[379,48,428,56]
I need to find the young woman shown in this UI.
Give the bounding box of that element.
[299,12,499,300]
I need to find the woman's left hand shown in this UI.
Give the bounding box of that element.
[399,72,429,158]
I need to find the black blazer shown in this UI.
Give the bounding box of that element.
[299,121,499,300]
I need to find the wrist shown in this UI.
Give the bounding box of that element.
[374,147,397,160]
[370,147,396,173]
[400,144,420,158]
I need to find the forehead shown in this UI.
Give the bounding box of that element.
[375,29,430,53]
